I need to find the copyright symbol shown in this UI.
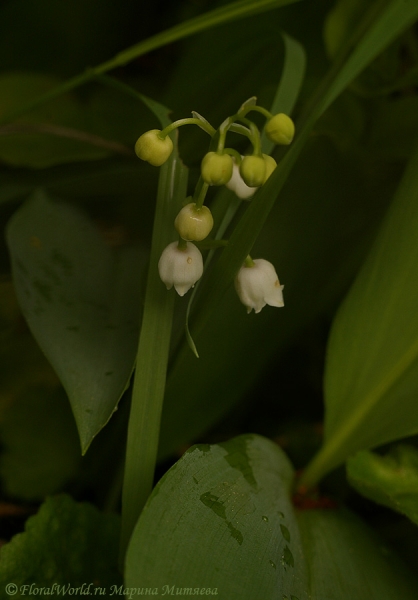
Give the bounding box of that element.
[5,583,18,595]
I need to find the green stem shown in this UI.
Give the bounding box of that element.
[240,105,273,120]
[119,148,188,563]
[244,119,262,156]
[244,255,255,267]
[229,123,252,138]
[217,117,233,153]
[161,118,215,138]
[194,181,210,210]
[192,176,208,207]
[177,236,188,250]
[223,147,242,164]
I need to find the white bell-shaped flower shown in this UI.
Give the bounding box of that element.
[235,258,284,313]
[158,241,203,296]
[226,157,258,199]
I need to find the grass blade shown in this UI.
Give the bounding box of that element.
[119,148,188,560]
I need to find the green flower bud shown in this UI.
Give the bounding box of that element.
[262,154,277,183]
[174,203,214,242]
[265,114,295,145]
[201,152,233,186]
[134,129,173,166]
[239,155,266,187]
[226,156,258,199]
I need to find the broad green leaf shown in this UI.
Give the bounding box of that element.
[0,494,121,593]
[296,507,417,599]
[347,445,418,525]
[0,280,59,399]
[126,435,418,599]
[0,386,81,501]
[127,435,310,599]
[6,190,145,452]
[299,142,418,486]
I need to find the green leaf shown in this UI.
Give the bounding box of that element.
[300,142,418,487]
[126,435,418,599]
[0,386,81,501]
[6,190,145,452]
[296,507,417,599]
[347,445,418,525]
[321,0,418,113]
[127,435,310,599]
[119,140,189,560]
[0,494,121,593]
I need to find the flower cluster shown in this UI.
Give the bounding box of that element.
[134,99,294,315]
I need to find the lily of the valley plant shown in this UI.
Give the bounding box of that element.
[135,102,294,314]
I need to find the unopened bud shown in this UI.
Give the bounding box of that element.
[226,156,258,199]
[262,154,277,183]
[201,152,233,186]
[135,129,173,166]
[265,114,295,145]
[239,155,266,187]
[174,203,214,241]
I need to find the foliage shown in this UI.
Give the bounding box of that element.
[0,0,418,597]
[0,495,121,596]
